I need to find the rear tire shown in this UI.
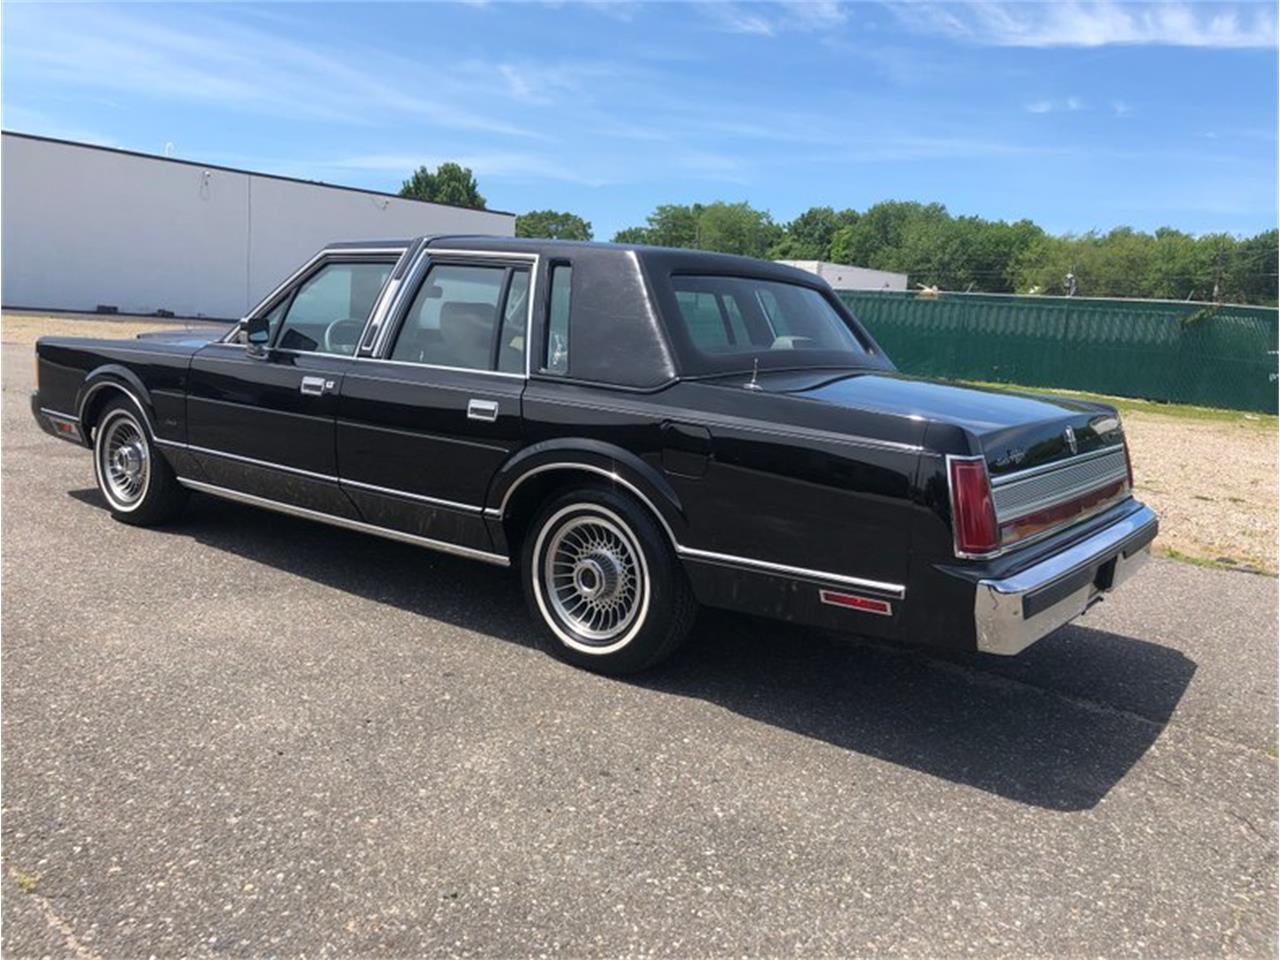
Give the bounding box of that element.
[522,486,698,675]
[92,398,188,526]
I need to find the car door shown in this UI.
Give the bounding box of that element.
[336,249,534,553]
[186,252,399,517]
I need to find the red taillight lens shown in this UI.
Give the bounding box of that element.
[1123,436,1135,489]
[949,457,998,557]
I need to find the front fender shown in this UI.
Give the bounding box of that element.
[76,365,159,438]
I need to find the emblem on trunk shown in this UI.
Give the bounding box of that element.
[1064,425,1078,455]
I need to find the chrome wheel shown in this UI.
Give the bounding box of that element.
[541,510,647,648]
[97,412,150,509]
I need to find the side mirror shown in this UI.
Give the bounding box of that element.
[244,314,270,356]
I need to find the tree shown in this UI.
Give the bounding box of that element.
[399,162,486,209]
[611,226,652,245]
[516,210,593,241]
[768,206,858,261]
[611,201,780,257]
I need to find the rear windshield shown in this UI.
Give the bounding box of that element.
[666,275,870,373]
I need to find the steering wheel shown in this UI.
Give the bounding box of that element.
[323,317,365,355]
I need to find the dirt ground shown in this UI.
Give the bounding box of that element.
[5,314,1276,574]
[1126,409,1277,573]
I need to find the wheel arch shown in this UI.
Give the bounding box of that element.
[76,367,158,444]
[487,440,688,558]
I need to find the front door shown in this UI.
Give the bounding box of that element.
[186,255,398,517]
[336,253,534,553]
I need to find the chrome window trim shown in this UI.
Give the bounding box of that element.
[347,357,526,380]
[221,246,408,348]
[177,478,509,567]
[371,247,539,379]
[990,444,1125,487]
[492,461,905,598]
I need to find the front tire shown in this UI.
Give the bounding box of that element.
[522,487,698,675]
[92,398,188,526]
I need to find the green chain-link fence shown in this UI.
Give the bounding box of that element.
[836,290,1279,414]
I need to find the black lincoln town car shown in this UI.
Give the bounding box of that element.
[31,236,1158,673]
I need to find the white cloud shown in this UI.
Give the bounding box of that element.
[1112,100,1134,117]
[898,1,1277,48]
[699,0,848,36]
[1025,97,1086,114]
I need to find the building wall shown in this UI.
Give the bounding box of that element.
[776,259,908,292]
[1,133,515,319]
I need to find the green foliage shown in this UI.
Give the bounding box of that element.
[399,163,486,209]
[611,201,781,258]
[516,209,593,241]
[767,206,858,260]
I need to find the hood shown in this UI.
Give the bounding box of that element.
[135,324,233,347]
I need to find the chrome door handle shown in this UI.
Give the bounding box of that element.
[467,398,499,422]
[300,376,334,396]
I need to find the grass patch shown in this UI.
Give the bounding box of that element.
[12,868,38,894]
[957,379,1277,429]
[1161,547,1271,576]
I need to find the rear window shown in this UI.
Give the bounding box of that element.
[668,275,868,367]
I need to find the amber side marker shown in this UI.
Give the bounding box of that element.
[818,590,893,616]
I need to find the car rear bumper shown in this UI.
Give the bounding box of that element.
[973,503,1158,655]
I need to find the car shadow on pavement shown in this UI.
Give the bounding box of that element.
[72,488,1197,813]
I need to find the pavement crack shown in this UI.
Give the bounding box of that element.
[5,864,104,960]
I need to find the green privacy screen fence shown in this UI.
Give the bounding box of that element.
[835,290,1279,414]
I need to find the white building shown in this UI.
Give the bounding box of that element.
[775,259,907,292]
[1,132,515,319]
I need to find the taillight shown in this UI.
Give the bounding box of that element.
[949,456,998,557]
[1123,435,1135,489]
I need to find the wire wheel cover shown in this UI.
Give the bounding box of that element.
[99,414,149,506]
[544,514,644,643]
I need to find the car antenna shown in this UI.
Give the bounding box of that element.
[744,357,762,391]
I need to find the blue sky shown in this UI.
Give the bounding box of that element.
[3,1,1276,240]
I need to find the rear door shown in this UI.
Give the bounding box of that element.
[336,248,535,552]
[186,251,400,516]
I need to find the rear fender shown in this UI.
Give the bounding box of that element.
[486,439,689,556]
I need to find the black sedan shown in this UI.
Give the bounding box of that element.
[31,236,1158,673]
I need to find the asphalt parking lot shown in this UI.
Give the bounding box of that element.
[2,348,1277,958]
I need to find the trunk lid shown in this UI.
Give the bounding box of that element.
[738,369,1125,477]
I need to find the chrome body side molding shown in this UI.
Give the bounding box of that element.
[177,478,510,567]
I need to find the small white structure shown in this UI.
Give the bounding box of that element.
[775,260,907,292]
[1,132,516,319]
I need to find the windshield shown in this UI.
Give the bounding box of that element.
[665,274,871,375]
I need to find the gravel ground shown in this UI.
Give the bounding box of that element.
[1126,410,1277,573]
[0,313,228,345]
[2,342,1278,957]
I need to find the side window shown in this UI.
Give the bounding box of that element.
[391,263,507,370]
[544,264,572,374]
[674,288,751,353]
[496,268,530,374]
[275,260,392,355]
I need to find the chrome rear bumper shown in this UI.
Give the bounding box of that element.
[973,504,1158,655]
